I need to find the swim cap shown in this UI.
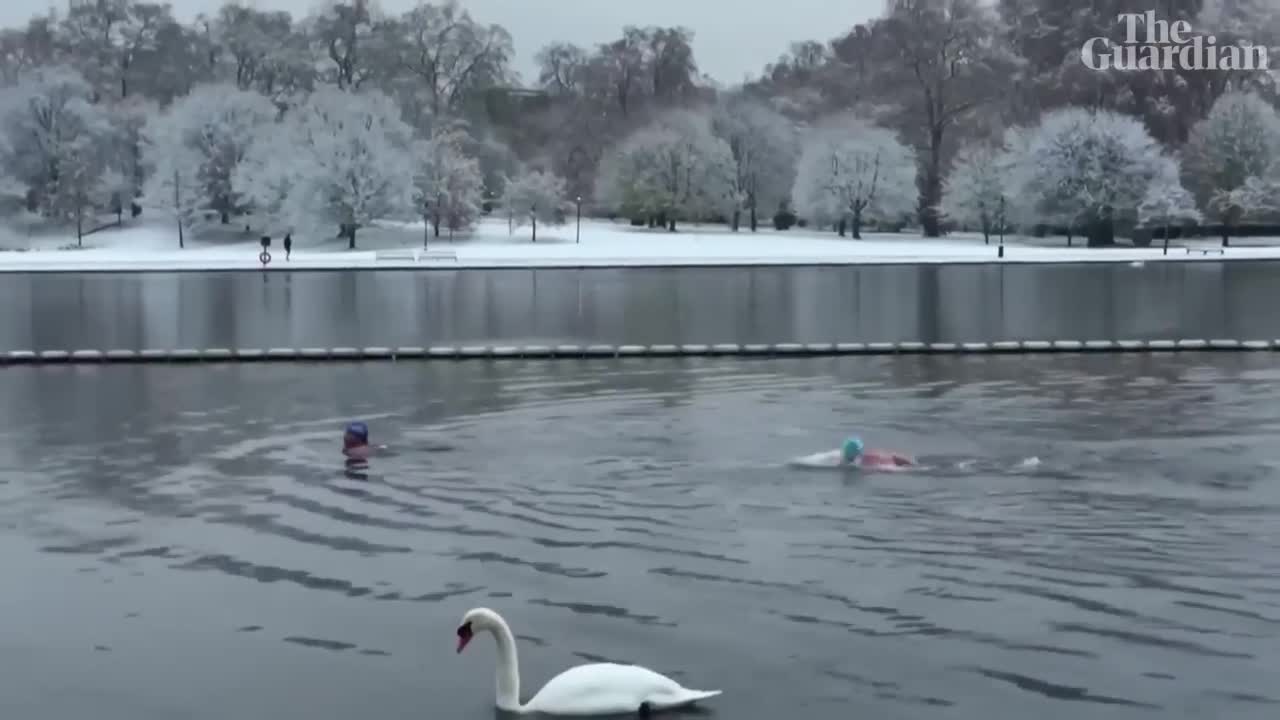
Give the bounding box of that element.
[345,421,369,440]
[842,436,864,462]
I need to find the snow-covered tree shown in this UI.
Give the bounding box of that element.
[104,96,156,221]
[54,129,117,243]
[209,3,315,104]
[790,116,917,239]
[141,111,204,247]
[502,168,568,242]
[306,0,387,91]
[0,65,117,239]
[1183,91,1280,246]
[232,118,299,232]
[1199,0,1280,40]
[942,143,1009,244]
[595,109,735,231]
[146,83,277,224]
[1007,107,1170,247]
[1139,159,1203,254]
[278,86,416,248]
[382,0,514,121]
[412,125,485,242]
[711,94,797,231]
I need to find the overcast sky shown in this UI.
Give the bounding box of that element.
[3,0,882,84]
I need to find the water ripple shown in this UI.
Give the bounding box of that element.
[3,354,1279,719]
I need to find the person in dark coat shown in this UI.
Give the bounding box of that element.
[283,233,292,260]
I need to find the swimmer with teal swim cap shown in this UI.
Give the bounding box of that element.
[841,436,865,464]
[840,434,915,469]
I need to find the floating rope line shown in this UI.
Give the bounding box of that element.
[0,339,1272,364]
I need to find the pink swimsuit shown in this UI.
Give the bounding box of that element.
[859,450,915,469]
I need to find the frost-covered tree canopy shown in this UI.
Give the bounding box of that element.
[144,82,276,223]
[412,124,485,236]
[1139,159,1203,233]
[503,168,568,224]
[141,134,204,247]
[1183,91,1280,232]
[502,168,568,240]
[595,109,735,230]
[942,142,1009,243]
[235,86,415,247]
[1006,107,1170,244]
[790,116,917,238]
[0,65,117,229]
[711,94,797,230]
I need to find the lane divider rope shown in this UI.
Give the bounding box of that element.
[0,339,1272,364]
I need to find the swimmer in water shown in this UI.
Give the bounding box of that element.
[841,436,915,469]
[343,421,387,461]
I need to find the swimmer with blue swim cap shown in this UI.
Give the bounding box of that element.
[344,421,368,446]
[343,420,386,460]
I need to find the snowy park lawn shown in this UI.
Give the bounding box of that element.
[2,216,1279,272]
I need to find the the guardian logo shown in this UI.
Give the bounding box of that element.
[1081,11,1269,72]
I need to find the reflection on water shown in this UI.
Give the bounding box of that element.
[5,261,1280,350]
[1,354,1279,720]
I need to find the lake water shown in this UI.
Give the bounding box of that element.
[2,353,1277,719]
[4,261,1280,350]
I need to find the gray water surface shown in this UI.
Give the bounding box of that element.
[4,262,1280,350]
[1,354,1278,720]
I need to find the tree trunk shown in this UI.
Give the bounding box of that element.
[668,217,677,231]
[423,215,430,248]
[981,218,990,245]
[920,125,944,237]
[1066,227,1073,247]
[851,209,863,240]
[731,209,741,232]
[1221,223,1231,247]
[837,218,847,237]
[76,209,83,247]
[648,216,656,228]
[221,211,229,224]
[178,219,184,249]
[532,215,537,243]
[1162,223,1170,255]
[749,204,758,232]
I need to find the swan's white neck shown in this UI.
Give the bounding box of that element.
[484,613,523,712]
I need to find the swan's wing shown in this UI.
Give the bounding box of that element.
[525,663,716,715]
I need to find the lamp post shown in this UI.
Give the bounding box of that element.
[997,195,1006,259]
[575,196,582,244]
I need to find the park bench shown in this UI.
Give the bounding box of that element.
[1182,246,1224,256]
[376,249,417,261]
[374,248,458,262]
[422,248,458,261]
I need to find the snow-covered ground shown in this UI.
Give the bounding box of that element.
[1,217,1277,272]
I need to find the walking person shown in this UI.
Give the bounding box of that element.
[284,233,292,260]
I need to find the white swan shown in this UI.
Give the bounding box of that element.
[455,607,722,716]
